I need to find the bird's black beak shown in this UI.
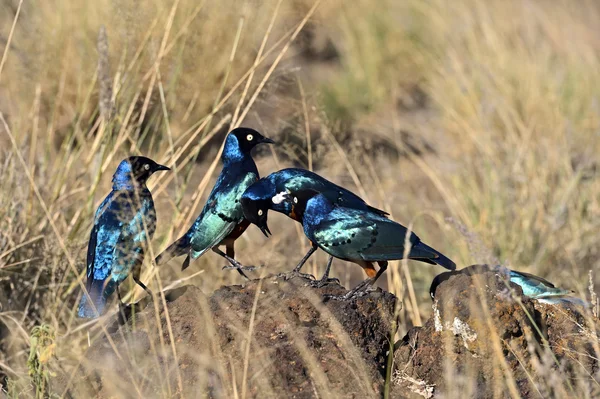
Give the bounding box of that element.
[259,224,272,238]
[280,193,293,205]
[261,137,276,145]
[156,164,171,172]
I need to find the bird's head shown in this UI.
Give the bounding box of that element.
[224,127,275,160]
[241,179,277,238]
[114,156,170,187]
[240,196,272,238]
[279,188,321,222]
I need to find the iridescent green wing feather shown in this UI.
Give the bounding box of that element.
[311,210,378,260]
[313,209,421,261]
[190,172,257,257]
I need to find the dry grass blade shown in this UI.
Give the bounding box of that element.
[0,0,23,83]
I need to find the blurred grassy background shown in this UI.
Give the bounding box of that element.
[0,0,599,396]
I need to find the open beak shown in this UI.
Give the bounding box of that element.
[261,137,276,145]
[156,164,171,172]
[259,224,272,238]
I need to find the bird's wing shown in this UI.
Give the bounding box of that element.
[510,270,556,288]
[189,171,257,256]
[110,196,155,281]
[311,209,380,259]
[335,188,388,216]
[85,223,99,282]
[312,209,421,260]
[86,193,120,283]
[280,170,388,216]
[88,192,148,286]
[351,213,420,261]
[509,270,573,298]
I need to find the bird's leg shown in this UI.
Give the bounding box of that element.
[225,244,259,272]
[214,246,254,280]
[310,256,340,288]
[116,285,127,322]
[326,261,388,301]
[286,244,318,281]
[132,263,153,298]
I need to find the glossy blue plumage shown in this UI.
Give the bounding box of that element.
[156,128,273,270]
[242,168,387,220]
[508,270,578,303]
[430,265,586,306]
[301,193,455,269]
[78,157,168,318]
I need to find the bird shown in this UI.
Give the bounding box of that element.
[279,189,456,299]
[429,264,585,305]
[155,127,275,276]
[240,168,388,286]
[78,156,170,318]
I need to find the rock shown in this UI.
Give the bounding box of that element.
[65,275,398,398]
[393,265,599,398]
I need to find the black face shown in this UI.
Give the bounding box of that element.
[230,127,275,153]
[283,189,321,221]
[127,156,170,183]
[241,197,272,238]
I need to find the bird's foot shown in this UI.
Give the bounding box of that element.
[310,277,340,288]
[323,280,373,301]
[221,261,259,280]
[284,270,316,282]
[323,290,368,301]
[222,264,260,272]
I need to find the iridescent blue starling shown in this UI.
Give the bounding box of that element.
[240,168,388,285]
[430,264,584,305]
[155,127,274,276]
[78,156,170,318]
[280,189,456,299]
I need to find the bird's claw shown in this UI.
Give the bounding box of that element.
[285,271,316,281]
[222,265,259,272]
[310,277,340,288]
[323,288,369,301]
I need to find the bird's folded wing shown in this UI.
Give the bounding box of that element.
[89,192,139,282]
[509,270,573,298]
[190,173,257,254]
[312,211,379,257]
[86,193,119,282]
[351,216,419,261]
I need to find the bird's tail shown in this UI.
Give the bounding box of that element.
[78,279,108,319]
[155,234,191,265]
[410,241,457,271]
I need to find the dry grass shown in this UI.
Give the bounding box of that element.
[0,0,599,397]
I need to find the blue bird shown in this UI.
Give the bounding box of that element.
[155,127,274,276]
[240,168,388,285]
[78,156,170,318]
[280,189,456,299]
[430,264,585,306]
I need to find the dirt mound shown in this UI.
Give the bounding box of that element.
[393,266,599,398]
[60,266,599,398]
[65,275,398,398]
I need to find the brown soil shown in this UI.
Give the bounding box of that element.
[62,275,398,398]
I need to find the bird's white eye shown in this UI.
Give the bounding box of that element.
[293,197,298,204]
[258,209,264,216]
[144,164,150,171]
[246,134,254,141]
